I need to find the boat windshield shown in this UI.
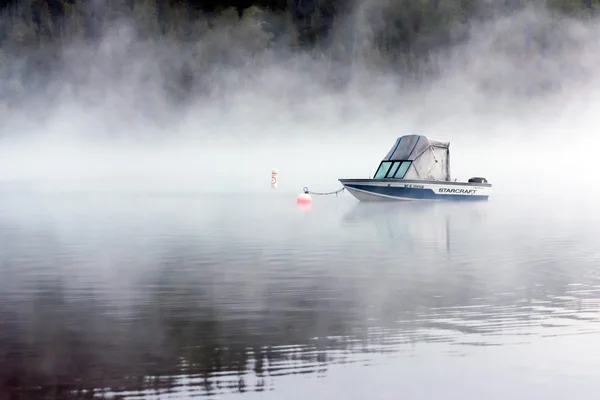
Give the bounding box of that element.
[373,161,393,179]
[373,160,412,179]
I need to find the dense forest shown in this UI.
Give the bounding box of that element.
[2,0,598,53]
[0,0,599,108]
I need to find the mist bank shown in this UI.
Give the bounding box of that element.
[2,0,600,111]
[1,1,600,196]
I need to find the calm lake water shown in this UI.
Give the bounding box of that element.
[1,189,600,399]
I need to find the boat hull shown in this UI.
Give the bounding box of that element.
[339,179,491,202]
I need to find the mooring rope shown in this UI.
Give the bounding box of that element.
[303,187,345,196]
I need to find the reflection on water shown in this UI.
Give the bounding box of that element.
[1,192,600,398]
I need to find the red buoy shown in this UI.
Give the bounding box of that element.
[297,193,312,205]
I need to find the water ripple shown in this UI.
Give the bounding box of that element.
[1,194,600,398]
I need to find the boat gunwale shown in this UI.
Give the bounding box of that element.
[338,178,492,188]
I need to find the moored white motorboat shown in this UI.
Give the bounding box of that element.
[339,135,491,201]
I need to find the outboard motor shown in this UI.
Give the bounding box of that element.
[468,177,488,183]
